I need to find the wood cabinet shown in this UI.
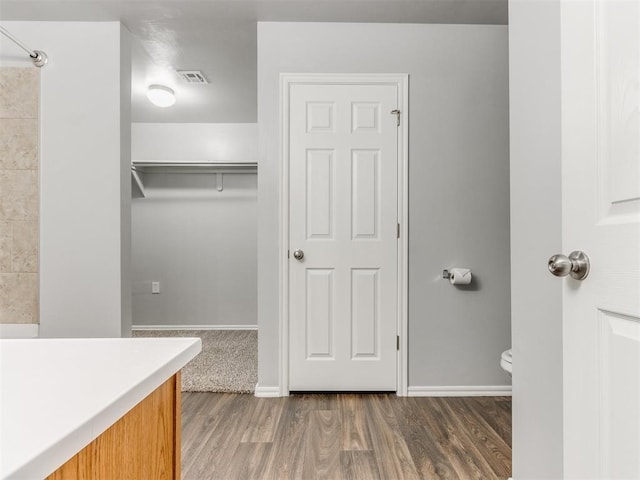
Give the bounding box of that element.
[47,373,181,480]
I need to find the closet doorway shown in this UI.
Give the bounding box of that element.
[130,140,258,393]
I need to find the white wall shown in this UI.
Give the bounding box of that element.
[1,22,132,338]
[509,1,564,477]
[257,22,511,391]
[132,123,258,163]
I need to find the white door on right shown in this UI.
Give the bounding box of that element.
[561,0,640,477]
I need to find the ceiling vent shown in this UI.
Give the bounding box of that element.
[176,70,208,84]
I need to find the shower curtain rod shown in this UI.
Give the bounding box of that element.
[0,25,48,67]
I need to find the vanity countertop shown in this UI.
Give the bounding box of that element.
[0,337,201,479]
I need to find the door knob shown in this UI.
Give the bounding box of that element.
[293,249,304,261]
[548,251,590,280]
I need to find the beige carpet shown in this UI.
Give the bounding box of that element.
[132,329,257,393]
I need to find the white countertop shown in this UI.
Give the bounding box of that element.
[0,337,201,480]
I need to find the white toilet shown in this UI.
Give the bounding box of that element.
[500,349,512,377]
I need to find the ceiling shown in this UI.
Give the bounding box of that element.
[0,0,508,124]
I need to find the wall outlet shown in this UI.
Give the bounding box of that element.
[151,281,160,294]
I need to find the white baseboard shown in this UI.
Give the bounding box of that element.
[254,384,512,398]
[254,384,283,398]
[408,385,512,397]
[132,324,257,331]
[0,323,39,338]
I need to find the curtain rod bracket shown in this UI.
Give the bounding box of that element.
[30,50,48,67]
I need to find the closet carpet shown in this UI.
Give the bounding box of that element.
[132,330,257,393]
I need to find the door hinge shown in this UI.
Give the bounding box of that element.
[397,223,400,239]
[397,335,400,351]
[391,109,401,127]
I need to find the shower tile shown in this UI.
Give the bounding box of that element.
[0,119,38,170]
[11,221,38,273]
[0,68,39,325]
[0,273,38,323]
[0,222,11,273]
[0,170,39,221]
[0,68,39,119]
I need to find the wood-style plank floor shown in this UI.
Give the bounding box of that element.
[181,393,511,480]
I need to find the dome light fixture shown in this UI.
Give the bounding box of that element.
[146,84,176,108]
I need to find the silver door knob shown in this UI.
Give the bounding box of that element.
[293,249,304,261]
[548,251,590,280]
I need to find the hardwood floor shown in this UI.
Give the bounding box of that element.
[181,393,512,480]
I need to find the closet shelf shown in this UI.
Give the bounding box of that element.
[131,162,257,197]
[131,161,257,175]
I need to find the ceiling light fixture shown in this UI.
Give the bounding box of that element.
[147,84,176,108]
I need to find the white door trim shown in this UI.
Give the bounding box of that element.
[278,73,409,396]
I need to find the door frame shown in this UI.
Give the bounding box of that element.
[278,73,409,396]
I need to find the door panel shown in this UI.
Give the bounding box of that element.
[289,83,398,391]
[598,311,640,478]
[596,1,639,211]
[351,268,380,359]
[306,150,334,238]
[305,269,334,358]
[352,150,380,239]
[561,0,640,477]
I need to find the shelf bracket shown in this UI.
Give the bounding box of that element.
[216,172,223,192]
[131,169,146,198]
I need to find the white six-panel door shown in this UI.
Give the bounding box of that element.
[288,83,399,390]
[561,1,640,477]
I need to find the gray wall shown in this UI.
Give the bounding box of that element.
[120,24,132,337]
[131,173,257,327]
[509,1,564,478]
[257,22,511,389]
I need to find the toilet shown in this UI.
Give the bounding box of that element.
[500,349,512,377]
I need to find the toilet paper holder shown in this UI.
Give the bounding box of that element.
[442,268,473,285]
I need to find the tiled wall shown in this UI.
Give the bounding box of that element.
[0,67,39,324]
